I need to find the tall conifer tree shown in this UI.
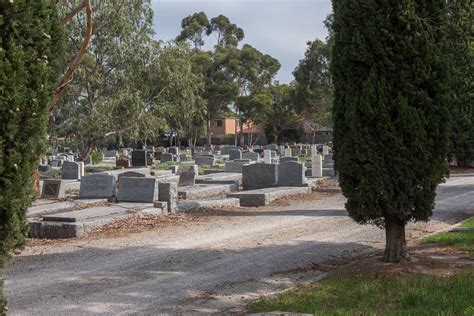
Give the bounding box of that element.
[0,0,63,310]
[331,1,450,262]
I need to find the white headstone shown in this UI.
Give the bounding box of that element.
[311,145,318,156]
[284,148,292,158]
[322,145,329,155]
[263,150,272,164]
[312,155,323,178]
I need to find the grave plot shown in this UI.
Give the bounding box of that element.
[229,186,311,207]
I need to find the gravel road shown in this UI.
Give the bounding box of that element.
[5,174,474,315]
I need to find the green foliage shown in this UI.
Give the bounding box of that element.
[331,1,450,227]
[424,218,474,255]
[91,149,103,164]
[52,0,158,159]
[0,0,63,308]
[248,271,474,315]
[176,12,211,49]
[446,1,474,166]
[210,15,244,47]
[293,39,333,128]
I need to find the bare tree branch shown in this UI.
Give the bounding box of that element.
[60,1,86,26]
[48,0,93,117]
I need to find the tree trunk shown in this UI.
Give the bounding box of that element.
[206,112,212,145]
[79,138,96,161]
[384,216,409,263]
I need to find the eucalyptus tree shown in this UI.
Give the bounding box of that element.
[147,43,205,146]
[52,0,157,159]
[293,39,333,130]
[175,12,211,49]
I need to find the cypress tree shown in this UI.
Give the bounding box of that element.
[446,0,474,166]
[0,0,63,311]
[331,1,450,262]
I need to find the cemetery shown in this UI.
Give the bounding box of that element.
[2,0,473,314]
[31,143,334,238]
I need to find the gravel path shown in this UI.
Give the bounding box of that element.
[5,174,474,315]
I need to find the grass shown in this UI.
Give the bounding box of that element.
[248,271,474,315]
[423,218,474,256]
[248,218,474,315]
[84,164,116,173]
[152,161,179,170]
[39,168,60,179]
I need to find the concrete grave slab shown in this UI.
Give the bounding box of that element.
[229,186,311,207]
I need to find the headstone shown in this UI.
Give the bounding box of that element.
[104,150,117,158]
[267,144,278,151]
[195,155,216,167]
[294,147,301,156]
[280,156,299,164]
[117,171,146,182]
[116,157,131,168]
[242,151,259,161]
[278,161,305,186]
[79,174,116,199]
[168,147,179,155]
[242,163,278,190]
[146,145,155,153]
[117,177,158,203]
[224,161,247,173]
[50,160,60,168]
[61,161,81,180]
[178,170,196,187]
[41,179,66,199]
[160,153,174,163]
[158,182,178,213]
[322,145,329,155]
[84,156,92,165]
[39,165,50,172]
[263,150,272,164]
[284,148,292,158]
[312,155,323,178]
[179,153,188,162]
[229,149,242,161]
[253,148,263,155]
[78,161,85,177]
[131,150,147,167]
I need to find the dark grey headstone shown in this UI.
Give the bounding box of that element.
[131,150,147,167]
[41,179,66,199]
[160,153,174,163]
[80,174,116,199]
[280,156,299,164]
[61,161,81,180]
[195,155,216,167]
[229,149,242,160]
[117,177,158,202]
[178,171,195,187]
[278,161,305,186]
[117,171,146,182]
[242,151,259,161]
[242,163,278,190]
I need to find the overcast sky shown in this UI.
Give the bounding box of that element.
[151,0,332,83]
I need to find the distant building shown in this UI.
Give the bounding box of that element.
[202,117,266,145]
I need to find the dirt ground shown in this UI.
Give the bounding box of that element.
[5,175,474,315]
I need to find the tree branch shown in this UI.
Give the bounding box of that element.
[60,1,86,26]
[48,0,93,117]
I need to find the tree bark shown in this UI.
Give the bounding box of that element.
[384,216,409,263]
[48,0,93,117]
[79,138,96,161]
[206,112,212,145]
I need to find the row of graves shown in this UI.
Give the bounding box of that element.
[30,143,335,239]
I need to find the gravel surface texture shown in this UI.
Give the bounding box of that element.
[5,174,474,315]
